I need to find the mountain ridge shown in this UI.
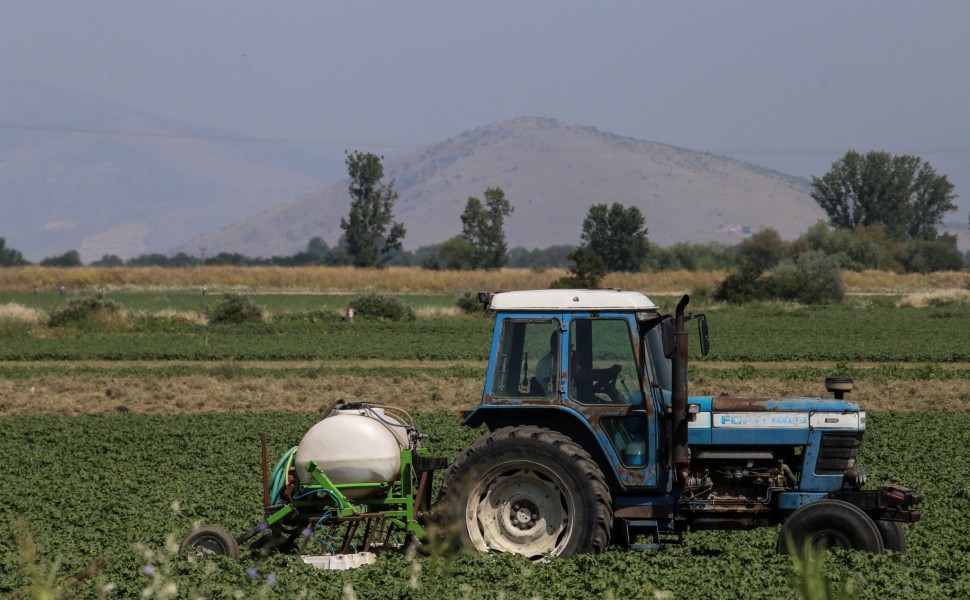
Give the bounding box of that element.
[178,116,825,257]
[7,83,961,262]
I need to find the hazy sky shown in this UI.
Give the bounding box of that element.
[3,1,969,216]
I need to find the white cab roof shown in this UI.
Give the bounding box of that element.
[488,289,657,311]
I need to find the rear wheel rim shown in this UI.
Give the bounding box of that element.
[807,528,853,551]
[465,462,575,557]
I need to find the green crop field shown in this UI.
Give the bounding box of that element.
[0,412,967,599]
[2,288,969,598]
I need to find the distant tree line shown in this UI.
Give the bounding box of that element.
[3,150,968,301]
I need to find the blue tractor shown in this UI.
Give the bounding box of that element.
[435,289,921,558]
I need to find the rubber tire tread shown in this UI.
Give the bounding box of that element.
[876,520,907,553]
[776,499,884,556]
[436,425,612,557]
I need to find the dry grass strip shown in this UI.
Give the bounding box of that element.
[1,374,964,417]
[4,266,968,295]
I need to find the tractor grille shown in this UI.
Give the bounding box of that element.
[815,433,863,475]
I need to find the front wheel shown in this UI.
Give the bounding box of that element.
[777,499,884,556]
[435,426,612,559]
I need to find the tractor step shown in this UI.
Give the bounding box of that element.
[621,519,682,550]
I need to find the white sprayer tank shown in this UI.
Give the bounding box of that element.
[294,407,410,499]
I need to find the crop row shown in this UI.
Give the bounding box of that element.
[0,411,967,598]
[2,303,970,362]
[1,362,968,385]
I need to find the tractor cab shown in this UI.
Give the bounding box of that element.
[466,289,691,491]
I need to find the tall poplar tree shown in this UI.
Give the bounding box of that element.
[460,187,513,269]
[340,151,406,268]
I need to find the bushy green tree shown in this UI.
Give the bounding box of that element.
[788,221,962,273]
[739,228,786,270]
[581,203,649,272]
[40,250,82,267]
[646,241,736,271]
[320,247,353,266]
[205,252,249,266]
[348,293,415,321]
[771,251,846,304]
[787,222,891,271]
[340,151,406,268]
[455,292,485,314]
[506,245,575,269]
[306,237,329,258]
[897,235,965,273]
[460,187,513,269]
[48,294,122,326]
[126,253,174,267]
[207,294,264,324]
[714,252,846,305]
[0,237,29,266]
[713,262,774,304]
[550,246,607,289]
[91,254,124,267]
[125,253,201,267]
[811,150,957,240]
[421,236,478,270]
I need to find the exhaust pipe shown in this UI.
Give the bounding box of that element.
[672,294,690,484]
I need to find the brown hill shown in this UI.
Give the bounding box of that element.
[179,117,826,256]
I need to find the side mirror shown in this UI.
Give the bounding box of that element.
[662,320,677,359]
[697,315,710,357]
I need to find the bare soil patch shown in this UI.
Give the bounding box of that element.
[1,372,964,416]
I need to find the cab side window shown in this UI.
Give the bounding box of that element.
[568,318,642,405]
[491,320,560,398]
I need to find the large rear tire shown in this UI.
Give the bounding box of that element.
[436,426,612,559]
[777,499,884,556]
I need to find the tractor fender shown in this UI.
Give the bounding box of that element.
[461,405,622,493]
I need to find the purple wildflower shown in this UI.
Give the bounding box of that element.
[142,564,155,577]
[246,567,259,579]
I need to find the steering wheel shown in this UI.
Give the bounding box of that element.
[591,364,622,397]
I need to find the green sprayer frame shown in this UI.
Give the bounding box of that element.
[237,446,446,555]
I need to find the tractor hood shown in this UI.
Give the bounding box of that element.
[685,395,865,446]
